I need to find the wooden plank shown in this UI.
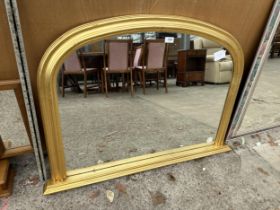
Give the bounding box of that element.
[0,136,6,156]
[0,1,19,81]
[14,84,32,145]
[0,145,33,159]
[0,160,9,185]
[0,169,15,198]
[0,80,20,91]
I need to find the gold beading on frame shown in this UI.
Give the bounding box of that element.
[37,15,244,195]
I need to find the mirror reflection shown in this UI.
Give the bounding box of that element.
[237,25,280,134]
[0,90,30,149]
[57,32,233,170]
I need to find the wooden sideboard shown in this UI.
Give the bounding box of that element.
[176,49,206,87]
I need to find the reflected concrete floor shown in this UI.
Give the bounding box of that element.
[238,57,280,134]
[58,80,229,170]
[0,90,30,148]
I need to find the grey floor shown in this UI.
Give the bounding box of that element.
[0,58,280,209]
[0,90,29,148]
[238,57,280,134]
[5,129,280,210]
[59,80,228,170]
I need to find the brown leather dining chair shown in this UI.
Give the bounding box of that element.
[135,40,168,94]
[61,51,98,97]
[103,40,134,97]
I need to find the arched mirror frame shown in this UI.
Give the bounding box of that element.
[37,15,244,195]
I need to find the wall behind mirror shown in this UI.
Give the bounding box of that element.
[57,32,233,170]
[237,24,280,135]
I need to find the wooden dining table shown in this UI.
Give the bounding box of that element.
[78,51,105,69]
[78,51,130,91]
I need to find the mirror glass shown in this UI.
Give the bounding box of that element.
[57,32,233,170]
[237,37,280,134]
[0,90,30,149]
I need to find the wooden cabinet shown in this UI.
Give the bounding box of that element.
[176,49,206,86]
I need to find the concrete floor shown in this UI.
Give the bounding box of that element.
[238,57,280,134]
[0,90,29,148]
[4,129,280,210]
[58,80,228,170]
[0,59,280,209]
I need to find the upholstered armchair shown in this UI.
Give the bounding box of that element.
[193,38,233,83]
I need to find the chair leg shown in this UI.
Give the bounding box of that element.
[97,70,101,93]
[133,69,137,91]
[122,73,125,91]
[61,72,65,97]
[104,70,108,97]
[130,71,134,97]
[164,69,168,93]
[84,72,87,98]
[138,71,142,87]
[142,70,146,95]
[100,70,105,93]
[157,71,159,90]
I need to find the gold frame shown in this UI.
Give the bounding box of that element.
[37,15,244,195]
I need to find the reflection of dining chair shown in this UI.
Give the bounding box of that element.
[61,52,97,97]
[132,45,143,86]
[136,40,168,94]
[103,40,134,97]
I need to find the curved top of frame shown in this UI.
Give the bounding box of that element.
[38,15,244,87]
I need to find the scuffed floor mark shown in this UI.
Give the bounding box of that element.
[0,198,9,210]
[257,167,270,176]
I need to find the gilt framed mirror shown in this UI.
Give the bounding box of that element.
[37,15,244,194]
[6,0,275,195]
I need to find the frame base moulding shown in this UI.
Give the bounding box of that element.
[44,143,231,195]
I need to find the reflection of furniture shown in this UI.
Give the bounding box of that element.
[167,38,183,78]
[133,46,143,68]
[0,80,35,197]
[61,52,99,97]
[193,38,233,83]
[78,51,104,93]
[176,49,206,86]
[78,52,104,69]
[136,40,168,94]
[270,25,280,58]
[0,80,33,155]
[103,40,134,97]
[132,45,143,85]
[270,36,280,58]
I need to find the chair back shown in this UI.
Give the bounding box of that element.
[146,41,167,69]
[64,52,82,72]
[105,40,130,72]
[133,46,143,68]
